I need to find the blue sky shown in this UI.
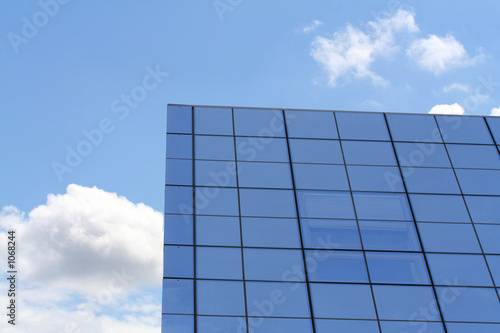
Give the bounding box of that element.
[1,1,500,332]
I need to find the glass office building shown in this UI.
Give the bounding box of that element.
[163,104,500,333]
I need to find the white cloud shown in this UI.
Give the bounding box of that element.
[442,83,470,93]
[303,20,323,34]
[491,107,500,116]
[310,9,418,86]
[429,103,465,115]
[407,34,484,75]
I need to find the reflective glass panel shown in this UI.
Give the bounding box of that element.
[409,194,470,223]
[165,186,193,215]
[402,167,461,194]
[301,219,362,250]
[236,137,289,162]
[242,217,301,248]
[486,255,500,286]
[164,245,193,278]
[294,164,349,190]
[465,196,500,224]
[234,108,286,137]
[167,134,192,159]
[315,319,380,333]
[195,160,237,187]
[240,189,296,217]
[197,316,245,333]
[238,162,292,188]
[196,216,240,246]
[373,285,437,320]
[195,136,235,161]
[162,315,194,333]
[353,192,413,221]
[366,252,430,284]
[244,248,305,281]
[395,142,451,168]
[197,280,246,316]
[165,214,193,245]
[446,323,500,333]
[306,250,368,283]
[381,321,445,333]
[167,105,192,134]
[194,106,233,135]
[342,140,397,166]
[195,187,239,216]
[197,247,242,280]
[436,115,493,144]
[336,111,390,141]
[250,318,313,333]
[348,165,404,192]
[166,159,192,185]
[289,139,343,164]
[456,169,500,195]
[285,110,337,139]
[387,114,442,143]
[486,117,500,143]
[297,190,354,219]
[418,223,481,253]
[475,225,500,253]
[427,254,493,286]
[163,279,194,314]
[447,144,500,169]
[359,221,421,251]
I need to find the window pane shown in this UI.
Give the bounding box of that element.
[446,322,500,333]
[294,164,349,190]
[306,250,368,283]
[167,134,192,159]
[387,114,442,143]
[428,254,493,286]
[348,165,404,192]
[297,190,355,219]
[196,216,240,246]
[465,196,500,224]
[195,136,235,161]
[195,187,239,216]
[380,321,445,333]
[249,318,313,333]
[236,137,289,162]
[289,139,343,164]
[166,159,192,185]
[238,162,292,188]
[486,117,500,143]
[418,223,481,253]
[373,285,437,320]
[301,219,361,250]
[198,316,245,333]
[165,214,193,245]
[162,315,194,333]
[240,189,296,217]
[315,319,379,333]
[246,282,311,317]
[395,142,451,168]
[197,280,245,315]
[167,105,192,134]
[163,279,194,314]
[285,110,337,139]
[359,221,421,251]
[366,252,430,284]
[475,225,500,253]
[164,245,193,278]
[197,247,242,280]
[436,115,493,144]
[336,111,390,141]
[244,248,305,281]
[166,186,193,215]
[402,167,460,194]
[436,286,500,322]
[447,144,500,169]
[234,108,285,137]
[456,169,500,195]
[486,255,500,286]
[195,161,237,187]
[310,283,376,319]
[194,106,233,135]
[342,141,397,166]
[409,194,470,223]
[353,192,413,221]
[242,218,301,248]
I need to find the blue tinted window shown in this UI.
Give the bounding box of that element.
[381,321,444,333]
[395,142,451,168]
[164,246,193,278]
[285,110,337,139]
[436,115,493,144]
[456,169,500,195]
[402,167,460,194]
[196,216,240,246]
[436,286,500,322]
[348,166,404,192]
[244,248,305,281]
[465,196,500,224]
[234,108,286,137]
[353,192,413,221]
[289,139,343,164]
[373,285,437,320]
[246,282,311,317]
[297,191,354,219]
[418,223,481,253]
[197,280,245,316]
[165,215,193,245]
[387,114,442,143]
[238,162,292,188]
[486,255,500,286]
[236,137,289,162]
[359,221,420,251]
[447,144,500,169]
[162,315,194,333]
[428,254,493,286]
[163,279,194,314]
[486,117,500,143]
[250,318,313,333]
[197,247,242,280]
[315,319,379,333]
[166,159,192,185]
[167,105,192,134]
[195,136,235,161]
[194,106,233,135]
[242,218,301,248]
[195,187,239,216]
[197,316,245,333]
[342,141,397,166]
[240,189,296,217]
[301,219,361,250]
[310,283,376,319]
[306,250,368,283]
[195,161,237,187]
[167,134,192,159]
[366,252,430,284]
[165,186,193,215]
[294,164,349,190]
[336,111,390,141]
[475,225,500,253]
[410,194,470,223]
[446,323,500,333]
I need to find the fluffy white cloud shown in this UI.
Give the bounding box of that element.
[407,34,483,75]
[302,20,323,34]
[429,103,465,115]
[310,9,418,86]
[442,83,470,93]
[491,107,500,116]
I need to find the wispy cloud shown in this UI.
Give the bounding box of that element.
[442,82,470,93]
[491,107,500,116]
[428,102,465,115]
[302,20,323,34]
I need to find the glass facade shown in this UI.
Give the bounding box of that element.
[163,105,500,333]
